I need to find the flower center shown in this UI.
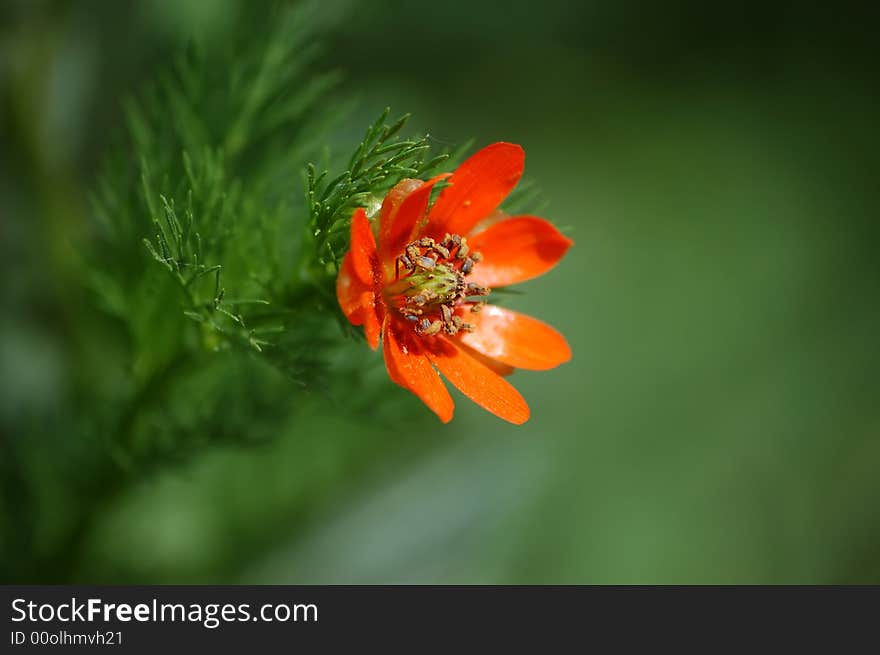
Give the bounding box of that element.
[385,234,490,336]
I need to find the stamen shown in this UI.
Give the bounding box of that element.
[415,255,436,270]
[466,282,490,297]
[388,233,491,337]
[420,319,443,336]
[452,316,474,332]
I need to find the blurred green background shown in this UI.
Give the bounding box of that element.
[2,0,880,583]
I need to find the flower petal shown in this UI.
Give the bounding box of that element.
[379,174,450,267]
[458,305,571,370]
[424,143,524,239]
[383,318,454,423]
[336,255,382,349]
[336,251,371,322]
[337,208,383,349]
[456,342,516,377]
[378,179,421,249]
[349,207,381,286]
[426,339,530,425]
[362,302,383,350]
[467,216,573,288]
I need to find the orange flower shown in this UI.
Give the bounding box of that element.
[335,142,573,424]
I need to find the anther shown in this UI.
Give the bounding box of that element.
[416,255,436,270]
[395,254,413,279]
[443,234,461,248]
[420,320,443,336]
[466,282,490,296]
[389,234,491,338]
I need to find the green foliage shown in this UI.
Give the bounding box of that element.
[92,1,344,361]
[1,1,460,584]
[307,108,450,273]
[90,6,458,380]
